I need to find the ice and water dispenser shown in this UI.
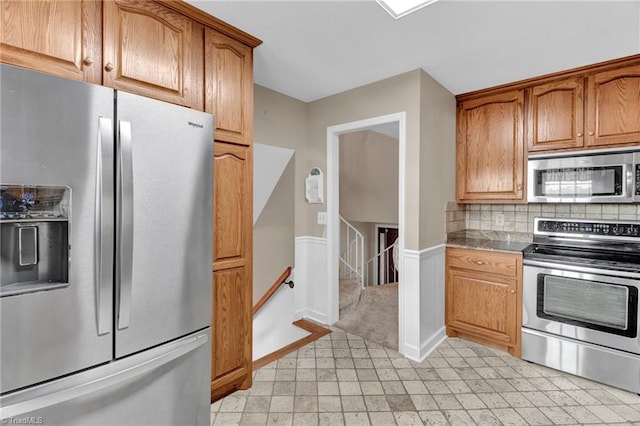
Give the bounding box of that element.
[0,185,70,296]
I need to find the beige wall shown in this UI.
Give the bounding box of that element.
[253,160,295,303]
[306,70,423,249]
[339,130,399,225]
[253,68,456,284]
[254,85,308,236]
[253,85,307,302]
[340,220,377,264]
[418,70,457,248]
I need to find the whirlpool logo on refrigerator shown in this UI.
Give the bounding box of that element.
[188,121,204,129]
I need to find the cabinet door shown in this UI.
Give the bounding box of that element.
[212,267,252,399]
[103,0,203,109]
[205,29,254,145]
[211,142,252,401]
[457,90,525,202]
[0,0,101,83]
[527,77,585,152]
[446,267,517,346]
[587,64,640,147]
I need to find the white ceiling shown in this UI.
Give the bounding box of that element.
[187,0,640,103]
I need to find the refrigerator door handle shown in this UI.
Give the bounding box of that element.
[0,332,209,419]
[117,120,134,330]
[96,117,114,336]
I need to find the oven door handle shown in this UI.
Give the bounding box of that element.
[523,259,640,280]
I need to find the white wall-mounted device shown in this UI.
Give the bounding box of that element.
[305,167,324,204]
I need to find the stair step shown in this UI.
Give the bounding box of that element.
[339,278,361,311]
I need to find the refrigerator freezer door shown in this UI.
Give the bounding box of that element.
[115,91,213,357]
[0,65,114,393]
[0,329,211,425]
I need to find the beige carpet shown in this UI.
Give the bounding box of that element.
[335,281,398,350]
[338,278,361,313]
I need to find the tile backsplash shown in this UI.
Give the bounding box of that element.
[446,202,640,234]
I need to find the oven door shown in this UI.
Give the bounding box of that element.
[523,261,640,355]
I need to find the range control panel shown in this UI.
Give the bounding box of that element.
[536,219,640,238]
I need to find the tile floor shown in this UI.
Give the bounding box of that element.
[211,329,640,425]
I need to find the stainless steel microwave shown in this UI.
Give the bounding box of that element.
[527,150,640,203]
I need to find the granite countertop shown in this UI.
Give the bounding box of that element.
[446,230,532,254]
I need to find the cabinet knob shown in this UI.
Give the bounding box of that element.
[588,131,595,136]
[104,62,114,72]
[517,184,523,191]
[471,259,486,265]
[510,289,516,295]
[577,132,583,137]
[83,56,94,66]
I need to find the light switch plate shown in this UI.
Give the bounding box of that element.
[317,211,327,225]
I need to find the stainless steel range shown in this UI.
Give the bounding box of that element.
[522,217,640,394]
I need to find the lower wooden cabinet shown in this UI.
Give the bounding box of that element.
[211,141,253,401]
[445,247,522,357]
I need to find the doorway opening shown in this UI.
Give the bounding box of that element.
[326,112,406,354]
[375,225,398,286]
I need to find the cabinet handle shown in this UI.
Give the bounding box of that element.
[83,56,94,66]
[517,184,523,191]
[471,259,486,265]
[510,289,516,295]
[104,62,114,72]
[577,132,583,137]
[588,131,594,136]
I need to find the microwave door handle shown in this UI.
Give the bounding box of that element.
[117,120,133,330]
[96,117,114,336]
[626,163,634,199]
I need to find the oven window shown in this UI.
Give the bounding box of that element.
[535,166,623,197]
[537,274,638,337]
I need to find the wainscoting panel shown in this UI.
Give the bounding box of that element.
[401,244,447,362]
[294,237,328,324]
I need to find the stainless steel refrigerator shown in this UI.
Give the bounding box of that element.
[0,64,213,425]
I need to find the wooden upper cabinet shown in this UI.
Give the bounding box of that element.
[587,64,640,147]
[0,0,102,83]
[527,77,585,152]
[457,90,525,203]
[205,29,254,145]
[103,0,203,110]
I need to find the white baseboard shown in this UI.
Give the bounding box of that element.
[303,309,329,325]
[421,327,447,359]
